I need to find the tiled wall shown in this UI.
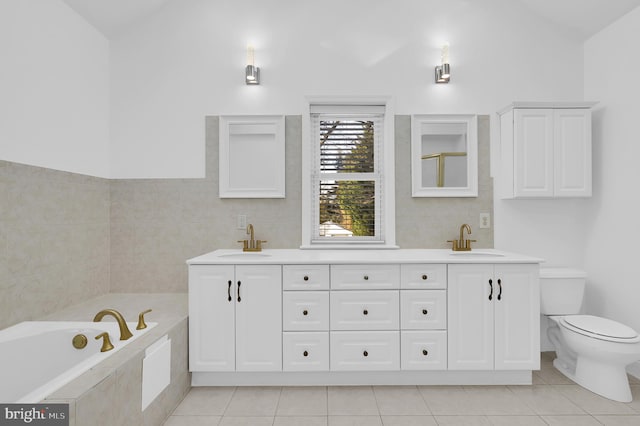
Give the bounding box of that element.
[110,115,493,293]
[1,115,493,318]
[109,116,304,292]
[0,161,110,329]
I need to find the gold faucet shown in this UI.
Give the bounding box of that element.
[447,223,477,251]
[238,223,267,252]
[93,309,133,340]
[95,332,114,352]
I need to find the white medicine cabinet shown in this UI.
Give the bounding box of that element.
[411,115,478,197]
[219,115,285,198]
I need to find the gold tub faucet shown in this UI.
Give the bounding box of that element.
[93,309,133,340]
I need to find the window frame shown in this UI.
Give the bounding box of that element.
[301,96,397,249]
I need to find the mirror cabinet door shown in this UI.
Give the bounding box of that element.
[411,115,477,197]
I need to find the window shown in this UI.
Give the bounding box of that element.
[301,99,396,248]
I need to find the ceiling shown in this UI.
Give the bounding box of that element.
[62,0,640,40]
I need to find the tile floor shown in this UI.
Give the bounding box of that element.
[163,353,640,426]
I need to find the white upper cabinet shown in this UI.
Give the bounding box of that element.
[498,102,596,199]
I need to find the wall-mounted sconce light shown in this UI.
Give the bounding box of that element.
[245,45,260,85]
[435,43,450,84]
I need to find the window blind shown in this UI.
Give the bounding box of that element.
[311,112,384,242]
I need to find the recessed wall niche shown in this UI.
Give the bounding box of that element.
[219,115,285,198]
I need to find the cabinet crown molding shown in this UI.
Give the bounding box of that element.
[498,102,598,115]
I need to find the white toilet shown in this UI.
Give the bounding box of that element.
[540,267,640,402]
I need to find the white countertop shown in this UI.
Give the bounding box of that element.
[187,248,543,265]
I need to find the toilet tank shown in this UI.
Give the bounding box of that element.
[540,267,587,315]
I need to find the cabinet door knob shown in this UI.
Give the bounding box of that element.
[363,350,368,357]
[422,349,428,356]
[422,309,428,315]
[363,275,369,281]
[303,310,308,316]
[303,275,309,281]
[363,309,368,315]
[422,274,428,280]
[303,350,309,357]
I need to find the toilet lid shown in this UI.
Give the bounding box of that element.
[562,315,638,340]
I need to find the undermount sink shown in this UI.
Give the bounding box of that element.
[217,252,271,258]
[448,251,505,257]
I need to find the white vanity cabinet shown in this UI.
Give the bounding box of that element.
[447,264,540,370]
[188,264,282,372]
[498,102,596,199]
[188,249,541,386]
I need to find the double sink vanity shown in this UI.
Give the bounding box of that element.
[187,248,541,386]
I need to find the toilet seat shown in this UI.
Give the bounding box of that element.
[560,315,640,343]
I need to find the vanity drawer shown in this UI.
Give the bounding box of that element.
[283,332,329,371]
[330,331,400,371]
[283,265,330,290]
[401,330,447,370]
[331,291,399,330]
[401,264,447,289]
[400,290,447,330]
[331,264,400,290]
[283,291,329,331]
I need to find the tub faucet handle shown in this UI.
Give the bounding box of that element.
[95,332,114,352]
[136,309,152,330]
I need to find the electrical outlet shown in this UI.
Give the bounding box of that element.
[479,213,491,229]
[237,215,247,229]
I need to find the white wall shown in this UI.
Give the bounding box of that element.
[583,7,640,332]
[109,0,585,179]
[0,0,110,177]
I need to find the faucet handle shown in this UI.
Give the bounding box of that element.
[256,240,267,250]
[446,240,459,251]
[237,240,249,250]
[95,332,114,352]
[137,309,152,330]
[465,239,477,250]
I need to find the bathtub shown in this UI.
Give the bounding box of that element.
[0,320,156,403]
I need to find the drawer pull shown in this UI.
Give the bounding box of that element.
[303,275,309,281]
[422,349,428,356]
[363,275,369,281]
[422,274,428,280]
[227,280,232,302]
[363,350,369,357]
[303,310,308,316]
[422,309,428,315]
[363,309,368,315]
[303,350,309,357]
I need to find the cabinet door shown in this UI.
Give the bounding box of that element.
[554,109,592,197]
[447,264,494,370]
[235,265,282,371]
[514,109,554,197]
[188,265,235,371]
[494,264,540,370]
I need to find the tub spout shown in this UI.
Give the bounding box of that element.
[93,309,133,340]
